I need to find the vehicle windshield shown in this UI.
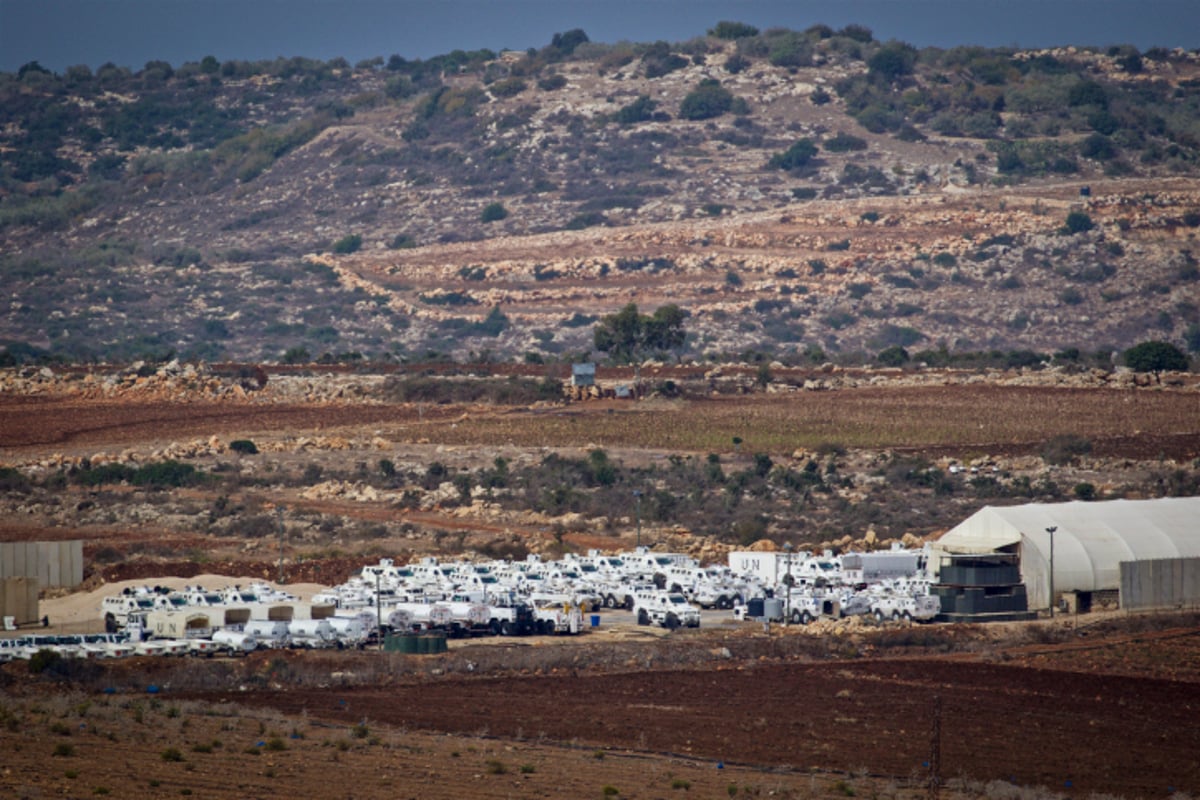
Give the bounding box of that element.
[669,595,687,604]
[136,599,155,608]
[204,594,223,604]
[655,557,673,566]
[168,597,187,607]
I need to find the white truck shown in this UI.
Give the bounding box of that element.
[869,591,942,622]
[632,591,700,629]
[532,600,584,635]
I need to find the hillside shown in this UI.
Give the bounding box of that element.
[2,25,1200,364]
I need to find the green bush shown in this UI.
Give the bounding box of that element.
[489,77,526,98]
[332,234,362,254]
[1064,211,1094,234]
[768,139,818,171]
[679,79,735,120]
[480,202,508,223]
[709,21,759,39]
[824,132,868,153]
[229,439,258,455]
[613,95,657,125]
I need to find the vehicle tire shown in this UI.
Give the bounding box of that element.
[874,609,885,622]
[665,612,681,630]
[733,594,744,607]
[604,594,616,609]
[902,611,912,622]
[500,620,513,636]
[624,596,635,611]
[105,614,117,634]
[489,619,502,635]
[892,610,901,621]
[716,596,729,610]
[653,573,667,590]
[790,609,802,625]
[637,609,651,626]
[801,611,813,625]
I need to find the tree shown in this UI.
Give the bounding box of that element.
[549,29,589,58]
[867,42,917,82]
[593,303,688,364]
[1123,340,1188,374]
[877,346,910,367]
[332,234,362,254]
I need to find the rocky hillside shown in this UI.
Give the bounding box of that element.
[2,26,1199,364]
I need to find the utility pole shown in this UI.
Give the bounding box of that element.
[376,572,383,651]
[1046,526,1057,617]
[272,504,285,584]
[928,694,942,800]
[633,490,643,549]
[783,542,794,626]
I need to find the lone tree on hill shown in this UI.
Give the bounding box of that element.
[1123,340,1189,376]
[593,303,688,365]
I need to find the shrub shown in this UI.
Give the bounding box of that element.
[679,79,735,120]
[709,21,759,39]
[480,202,508,223]
[160,747,184,762]
[53,743,75,757]
[613,95,656,125]
[824,132,868,153]
[489,77,526,97]
[331,234,362,254]
[229,439,258,455]
[1063,211,1095,234]
[769,139,818,170]
[1074,482,1097,500]
[877,346,909,367]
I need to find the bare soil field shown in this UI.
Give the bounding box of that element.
[4,382,1200,460]
[3,618,1200,799]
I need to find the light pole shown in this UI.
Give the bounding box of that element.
[633,490,643,549]
[1045,526,1057,618]
[783,542,794,626]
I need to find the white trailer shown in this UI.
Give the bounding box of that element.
[287,619,335,648]
[244,619,291,648]
[211,629,258,655]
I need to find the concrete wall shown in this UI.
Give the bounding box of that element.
[0,577,40,626]
[0,541,84,588]
[1119,557,1200,611]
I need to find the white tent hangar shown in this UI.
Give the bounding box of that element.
[935,498,1200,611]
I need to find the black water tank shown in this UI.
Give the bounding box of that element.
[747,598,765,618]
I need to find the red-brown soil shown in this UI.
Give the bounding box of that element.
[198,651,1200,797]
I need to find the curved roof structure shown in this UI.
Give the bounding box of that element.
[935,498,1200,609]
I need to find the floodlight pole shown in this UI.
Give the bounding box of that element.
[1046,526,1057,618]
